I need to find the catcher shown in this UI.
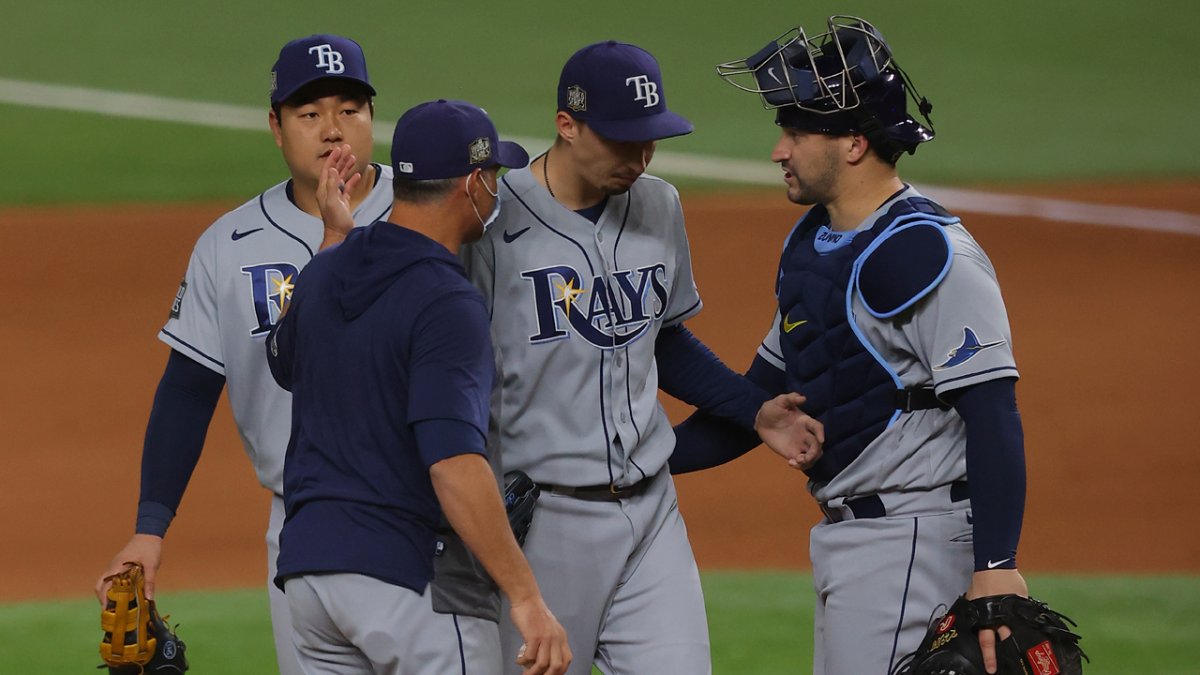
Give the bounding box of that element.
[99,563,188,673]
[893,594,1086,675]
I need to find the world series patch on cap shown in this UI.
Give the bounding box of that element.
[390,99,529,180]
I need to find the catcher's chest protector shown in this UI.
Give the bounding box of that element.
[776,204,901,482]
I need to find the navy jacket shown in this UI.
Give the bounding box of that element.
[267,221,493,592]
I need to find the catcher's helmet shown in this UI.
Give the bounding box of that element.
[717,16,934,163]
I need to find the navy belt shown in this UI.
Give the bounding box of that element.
[538,476,653,502]
[825,481,970,522]
[895,387,952,412]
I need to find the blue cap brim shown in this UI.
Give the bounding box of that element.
[495,140,530,169]
[585,110,693,143]
[273,75,377,105]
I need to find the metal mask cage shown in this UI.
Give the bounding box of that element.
[716,15,931,126]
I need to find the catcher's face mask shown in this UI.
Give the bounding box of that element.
[716,15,935,161]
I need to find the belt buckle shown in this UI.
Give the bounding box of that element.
[610,483,621,495]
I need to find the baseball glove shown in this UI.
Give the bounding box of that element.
[503,470,540,547]
[893,594,1086,675]
[99,563,188,674]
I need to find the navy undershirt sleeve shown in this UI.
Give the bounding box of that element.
[413,419,488,470]
[655,325,768,431]
[669,353,787,474]
[136,349,226,536]
[945,377,1025,571]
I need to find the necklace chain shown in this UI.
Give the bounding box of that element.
[542,149,556,201]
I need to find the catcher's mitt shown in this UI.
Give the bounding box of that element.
[100,563,188,674]
[893,594,1086,675]
[503,470,540,547]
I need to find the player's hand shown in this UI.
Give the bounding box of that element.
[754,393,824,470]
[316,144,361,251]
[966,568,1029,674]
[509,595,571,675]
[95,534,163,604]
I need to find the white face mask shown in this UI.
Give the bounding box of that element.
[466,171,501,233]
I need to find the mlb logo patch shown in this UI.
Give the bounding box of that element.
[469,137,492,164]
[1026,640,1060,675]
[566,84,587,112]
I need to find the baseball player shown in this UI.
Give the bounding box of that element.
[680,16,1031,674]
[266,98,571,675]
[94,35,393,675]
[461,41,821,675]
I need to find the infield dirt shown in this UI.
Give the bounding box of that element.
[2,181,1197,601]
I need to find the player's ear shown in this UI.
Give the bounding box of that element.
[268,109,284,148]
[846,133,871,164]
[555,111,578,145]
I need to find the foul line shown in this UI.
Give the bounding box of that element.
[3,76,1198,237]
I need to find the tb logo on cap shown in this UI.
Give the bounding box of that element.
[625,75,659,108]
[308,44,345,74]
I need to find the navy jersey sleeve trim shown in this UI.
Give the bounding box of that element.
[946,377,1025,571]
[664,298,702,326]
[137,349,226,535]
[159,328,225,370]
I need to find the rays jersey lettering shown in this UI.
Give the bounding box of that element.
[241,262,299,336]
[522,263,668,348]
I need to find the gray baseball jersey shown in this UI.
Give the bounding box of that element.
[757,186,1018,675]
[756,186,1018,502]
[160,166,394,495]
[160,166,393,675]
[465,166,702,487]
[464,166,711,675]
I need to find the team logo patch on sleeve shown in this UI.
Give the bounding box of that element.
[934,326,1006,370]
[169,280,188,319]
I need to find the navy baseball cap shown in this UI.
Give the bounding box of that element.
[270,34,375,105]
[557,41,693,143]
[391,99,530,180]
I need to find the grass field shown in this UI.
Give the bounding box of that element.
[6,573,1199,674]
[3,3,1198,674]
[2,0,1198,205]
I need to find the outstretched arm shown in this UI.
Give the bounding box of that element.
[670,351,813,473]
[95,349,224,603]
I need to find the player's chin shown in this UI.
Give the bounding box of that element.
[605,175,638,195]
[786,187,817,206]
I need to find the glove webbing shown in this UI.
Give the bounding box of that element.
[100,564,156,665]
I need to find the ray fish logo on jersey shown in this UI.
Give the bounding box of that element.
[934,326,1006,370]
[242,262,300,336]
[522,263,668,348]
